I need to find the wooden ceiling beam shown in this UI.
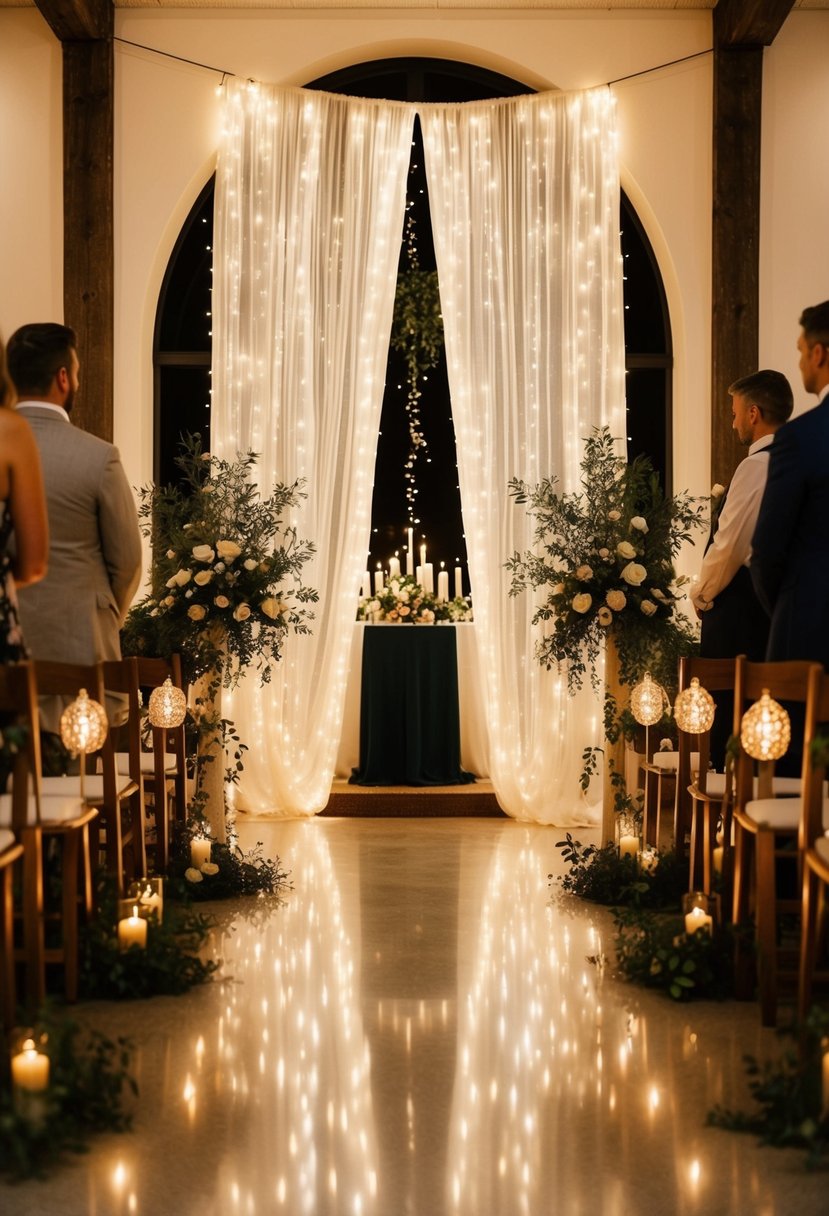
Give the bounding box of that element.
[714,0,795,49]
[34,0,111,43]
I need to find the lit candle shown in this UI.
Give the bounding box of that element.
[361,572,371,599]
[639,848,658,873]
[423,563,434,594]
[140,883,163,923]
[374,564,384,595]
[406,528,414,576]
[619,834,639,859]
[685,906,713,936]
[190,836,211,868]
[389,555,401,580]
[118,906,148,951]
[11,1039,49,1092]
[437,570,449,602]
[416,565,423,586]
[455,566,463,598]
[712,846,724,874]
[420,541,427,568]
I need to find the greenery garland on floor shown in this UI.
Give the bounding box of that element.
[79,876,218,1000]
[169,822,292,902]
[708,1006,829,1167]
[0,1010,136,1180]
[608,906,735,1002]
[554,833,687,909]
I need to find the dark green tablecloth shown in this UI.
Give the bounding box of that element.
[350,625,475,786]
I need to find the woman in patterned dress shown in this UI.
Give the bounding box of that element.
[0,332,48,662]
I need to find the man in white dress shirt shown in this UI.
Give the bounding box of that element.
[693,369,793,766]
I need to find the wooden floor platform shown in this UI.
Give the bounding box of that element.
[320,779,505,817]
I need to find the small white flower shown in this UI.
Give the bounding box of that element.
[216,539,241,561]
[616,541,636,560]
[598,548,610,560]
[214,562,226,573]
[607,509,621,521]
[572,592,592,614]
[621,562,647,587]
[233,603,251,622]
[243,558,258,571]
[194,570,213,586]
[184,867,204,883]
[640,599,657,616]
[200,862,219,876]
[214,595,230,609]
[575,565,593,581]
[597,606,613,626]
[166,549,176,560]
[630,516,648,533]
[711,483,725,498]
[188,604,207,621]
[185,590,193,598]
[162,595,176,608]
[192,544,215,563]
[606,589,627,611]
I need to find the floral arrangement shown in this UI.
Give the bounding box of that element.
[123,434,317,687]
[357,574,472,624]
[172,828,292,902]
[507,426,704,695]
[554,833,686,909]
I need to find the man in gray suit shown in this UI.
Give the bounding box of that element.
[7,323,142,730]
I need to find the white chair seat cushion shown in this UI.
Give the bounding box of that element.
[0,789,89,826]
[743,796,829,831]
[0,827,16,852]
[694,773,804,800]
[114,751,177,777]
[41,773,133,801]
[648,750,701,772]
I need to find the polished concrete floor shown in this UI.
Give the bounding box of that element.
[3,817,827,1215]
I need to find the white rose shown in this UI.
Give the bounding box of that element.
[233,603,251,622]
[200,862,219,876]
[598,548,610,560]
[243,559,258,571]
[214,595,230,609]
[399,590,410,603]
[184,867,204,883]
[194,570,213,586]
[630,516,649,533]
[616,541,636,560]
[597,606,613,627]
[711,483,725,498]
[575,565,593,581]
[418,609,435,623]
[216,539,241,561]
[192,544,215,563]
[572,593,592,614]
[188,604,207,621]
[398,604,411,617]
[162,595,176,608]
[640,599,657,616]
[606,589,627,611]
[214,562,226,573]
[607,510,621,521]
[621,562,647,587]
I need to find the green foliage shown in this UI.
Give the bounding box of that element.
[611,906,734,1002]
[708,1006,829,1167]
[123,433,317,687]
[554,833,687,909]
[0,1010,136,1180]
[169,824,292,903]
[79,875,218,999]
[391,268,444,386]
[507,426,704,696]
[357,572,472,623]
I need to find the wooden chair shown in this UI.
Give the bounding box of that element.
[34,659,140,896]
[0,664,35,1022]
[797,670,829,1023]
[731,658,823,1026]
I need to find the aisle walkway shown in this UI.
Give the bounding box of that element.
[4,818,826,1215]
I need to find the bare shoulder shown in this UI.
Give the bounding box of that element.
[0,407,37,445]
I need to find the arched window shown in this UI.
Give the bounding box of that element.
[154,60,672,559]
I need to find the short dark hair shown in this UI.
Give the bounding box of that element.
[6,323,77,396]
[799,300,829,348]
[728,369,793,427]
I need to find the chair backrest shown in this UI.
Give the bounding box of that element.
[732,657,822,802]
[799,669,829,853]
[0,662,43,830]
[33,658,113,778]
[676,655,739,797]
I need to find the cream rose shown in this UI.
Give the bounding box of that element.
[640,599,657,616]
[216,539,241,561]
[184,867,204,883]
[398,605,411,617]
[192,544,215,563]
[260,597,286,620]
[187,604,207,621]
[711,483,725,498]
[630,516,649,533]
[572,593,592,614]
[607,509,621,521]
[597,606,613,627]
[243,558,258,571]
[575,564,593,581]
[418,609,435,623]
[606,589,627,611]
[233,603,251,622]
[162,595,176,608]
[598,548,610,560]
[616,541,636,560]
[193,570,213,586]
[552,582,566,597]
[166,549,176,560]
[200,862,219,876]
[621,562,647,587]
[214,595,230,609]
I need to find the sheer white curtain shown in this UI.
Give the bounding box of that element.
[420,88,626,824]
[212,80,413,815]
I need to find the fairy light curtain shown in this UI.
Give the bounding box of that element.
[212,80,414,815]
[213,80,624,822]
[420,88,625,823]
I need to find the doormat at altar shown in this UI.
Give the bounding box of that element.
[321,780,505,818]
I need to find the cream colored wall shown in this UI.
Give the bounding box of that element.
[760,12,829,419]
[0,9,62,337]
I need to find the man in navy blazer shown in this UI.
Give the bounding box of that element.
[751,300,829,667]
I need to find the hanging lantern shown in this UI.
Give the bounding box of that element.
[60,688,108,756]
[629,672,668,727]
[674,677,716,735]
[740,689,790,761]
[148,677,187,729]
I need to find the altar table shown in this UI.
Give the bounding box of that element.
[349,625,478,786]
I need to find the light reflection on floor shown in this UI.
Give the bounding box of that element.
[2,817,826,1216]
